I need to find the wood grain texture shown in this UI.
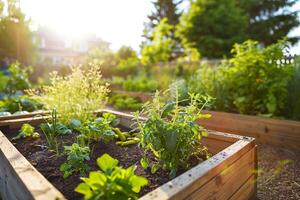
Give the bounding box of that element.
[0,131,65,200]
[0,111,49,121]
[199,110,300,150]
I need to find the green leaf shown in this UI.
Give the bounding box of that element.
[131,176,149,193]
[140,157,149,169]
[201,131,209,137]
[198,113,211,119]
[97,154,119,172]
[151,163,159,174]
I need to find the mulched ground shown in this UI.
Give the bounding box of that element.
[257,143,300,200]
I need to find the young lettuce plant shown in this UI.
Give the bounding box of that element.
[135,91,211,178]
[75,153,148,200]
[12,123,40,140]
[70,113,119,143]
[60,143,91,179]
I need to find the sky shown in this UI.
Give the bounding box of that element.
[21,0,300,54]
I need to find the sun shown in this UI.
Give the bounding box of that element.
[21,0,152,50]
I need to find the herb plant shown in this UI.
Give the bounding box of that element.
[12,123,40,140]
[40,109,71,153]
[75,153,148,200]
[60,143,91,179]
[29,64,109,124]
[135,91,211,178]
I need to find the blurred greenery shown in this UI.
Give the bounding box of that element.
[0,0,37,64]
[176,0,248,58]
[188,40,294,117]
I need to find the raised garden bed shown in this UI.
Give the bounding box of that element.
[0,109,257,200]
[200,110,300,150]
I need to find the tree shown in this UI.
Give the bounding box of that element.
[176,0,248,58]
[0,0,37,64]
[238,0,299,45]
[141,18,176,65]
[142,0,183,56]
[147,0,183,29]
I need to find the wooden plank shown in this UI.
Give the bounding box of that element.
[0,111,49,121]
[0,131,65,200]
[186,147,255,200]
[229,175,256,200]
[200,110,300,150]
[0,116,48,129]
[140,138,255,200]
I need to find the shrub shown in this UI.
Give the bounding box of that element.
[109,94,142,111]
[29,64,109,124]
[122,74,158,92]
[189,40,293,116]
[284,56,300,120]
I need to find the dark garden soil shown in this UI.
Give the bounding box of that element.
[3,125,205,200]
[257,143,300,200]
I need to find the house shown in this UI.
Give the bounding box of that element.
[36,27,110,66]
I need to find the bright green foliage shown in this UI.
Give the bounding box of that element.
[70,113,118,143]
[284,56,300,120]
[60,143,91,179]
[189,40,293,116]
[122,74,158,92]
[0,71,8,92]
[0,95,42,113]
[176,0,247,58]
[12,123,40,140]
[40,110,71,153]
[109,94,142,111]
[2,62,32,95]
[75,153,148,200]
[134,91,211,178]
[141,18,176,65]
[115,57,139,77]
[29,65,109,124]
[0,0,37,63]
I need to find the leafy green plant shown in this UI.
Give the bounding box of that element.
[12,123,40,140]
[40,109,71,153]
[70,113,118,143]
[4,62,32,95]
[189,40,293,117]
[29,64,109,124]
[134,91,211,178]
[122,74,158,92]
[60,143,91,179]
[0,95,43,113]
[109,94,142,111]
[75,153,148,200]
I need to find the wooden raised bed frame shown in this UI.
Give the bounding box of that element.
[0,109,257,200]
